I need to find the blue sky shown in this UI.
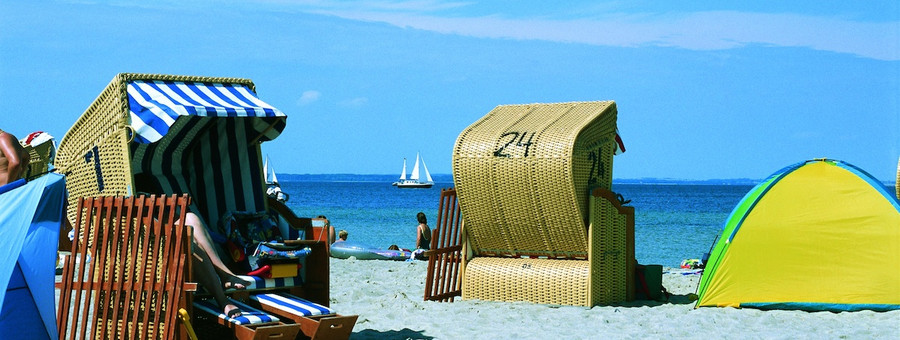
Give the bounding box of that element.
[1,1,898,181]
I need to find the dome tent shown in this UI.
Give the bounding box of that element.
[696,159,900,312]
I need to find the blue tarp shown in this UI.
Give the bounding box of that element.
[0,173,66,340]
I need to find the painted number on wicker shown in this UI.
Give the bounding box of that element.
[494,132,535,158]
[587,147,606,187]
[84,146,104,192]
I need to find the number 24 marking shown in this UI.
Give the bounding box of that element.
[494,132,535,158]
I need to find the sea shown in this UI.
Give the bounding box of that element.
[278,174,896,267]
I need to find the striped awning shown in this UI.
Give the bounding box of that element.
[127,80,286,143]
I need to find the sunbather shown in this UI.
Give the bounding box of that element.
[192,245,243,318]
[415,212,431,251]
[335,230,348,243]
[133,173,251,317]
[0,129,30,185]
[183,212,252,290]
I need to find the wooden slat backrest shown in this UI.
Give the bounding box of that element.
[424,188,463,302]
[57,195,194,340]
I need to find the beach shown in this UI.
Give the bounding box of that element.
[330,258,899,340]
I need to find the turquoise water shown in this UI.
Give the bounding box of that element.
[281,176,895,267]
[280,176,759,267]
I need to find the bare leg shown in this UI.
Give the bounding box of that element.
[184,213,251,289]
[193,245,241,317]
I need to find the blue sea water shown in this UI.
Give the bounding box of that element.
[280,175,894,267]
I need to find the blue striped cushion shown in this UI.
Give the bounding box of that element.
[250,293,335,317]
[193,298,279,325]
[236,275,303,290]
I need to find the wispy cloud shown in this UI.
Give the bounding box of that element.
[339,97,369,108]
[297,90,321,105]
[62,0,900,60]
[296,4,899,61]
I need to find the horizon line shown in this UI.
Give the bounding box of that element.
[274,173,898,186]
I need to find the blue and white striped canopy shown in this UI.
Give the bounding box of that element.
[127,80,286,143]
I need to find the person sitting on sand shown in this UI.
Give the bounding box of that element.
[415,212,431,250]
[335,229,348,243]
[410,212,432,260]
[388,244,411,252]
[0,128,30,186]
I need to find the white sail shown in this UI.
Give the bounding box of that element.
[264,156,271,184]
[410,153,421,181]
[393,153,434,188]
[399,158,408,180]
[421,155,434,183]
[270,166,279,184]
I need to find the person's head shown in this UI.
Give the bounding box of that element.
[388,244,399,250]
[317,215,331,226]
[416,212,427,224]
[338,229,348,241]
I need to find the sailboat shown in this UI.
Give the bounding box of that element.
[264,156,290,202]
[392,152,434,188]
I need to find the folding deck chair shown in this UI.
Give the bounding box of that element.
[425,101,635,306]
[55,73,356,339]
[57,195,196,340]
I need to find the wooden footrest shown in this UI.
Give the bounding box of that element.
[249,293,358,340]
[193,298,301,340]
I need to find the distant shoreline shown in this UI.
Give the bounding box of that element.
[276,173,897,187]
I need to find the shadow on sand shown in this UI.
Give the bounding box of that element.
[352,328,433,340]
[613,293,698,308]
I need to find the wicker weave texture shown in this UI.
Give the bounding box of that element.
[56,73,257,225]
[588,189,633,304]
[21,139,55,178]
[462,257,590,306]
[452,101,617,258]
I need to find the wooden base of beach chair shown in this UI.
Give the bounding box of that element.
[284,314,356,340]
[248,293,357,340]
[233,323,301,340]
[193,299,301,340]
[194,313,300,340]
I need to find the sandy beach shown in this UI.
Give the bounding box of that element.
[330,258,899,340]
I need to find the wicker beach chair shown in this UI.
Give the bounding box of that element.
[895,157,899,200]
[426,101,634,306]
[55,73,355,339]
[57,195,196,340]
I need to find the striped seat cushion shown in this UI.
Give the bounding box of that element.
[250,293,335,317]
[194,298,279,325]
[236,275,303,290]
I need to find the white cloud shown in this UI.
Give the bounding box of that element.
[297,90,321,105]
[339,97,368,107]
[308,9,900,61]
[77,1,899,60]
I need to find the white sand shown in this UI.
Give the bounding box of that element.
[329,258,900,340]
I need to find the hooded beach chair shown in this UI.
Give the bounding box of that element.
[55,73,355,339]
[425,101,635,306]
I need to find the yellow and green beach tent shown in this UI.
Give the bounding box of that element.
[696,159,900,312]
